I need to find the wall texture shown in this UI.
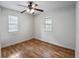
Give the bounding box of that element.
[34,6,76,49]
[0,7,34,48]
[76,1,79,58]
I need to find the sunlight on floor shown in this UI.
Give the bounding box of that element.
[8,52,21,58]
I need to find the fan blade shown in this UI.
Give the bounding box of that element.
[17,4,26,7]
[34,8,44,12]
[21,10,26,13]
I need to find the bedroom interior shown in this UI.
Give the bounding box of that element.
[0,1,79,58]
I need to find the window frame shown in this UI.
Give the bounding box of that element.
[43,17,53,32]
[8,15,19,32]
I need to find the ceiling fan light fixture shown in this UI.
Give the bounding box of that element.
[32,4,35,8]
[19,1,44,14]
[30,9,35,14]
[27,8,30,12]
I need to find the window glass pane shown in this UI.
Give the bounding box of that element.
[9,24,18,29]
[45,20,52,24]
[9,16,18,24]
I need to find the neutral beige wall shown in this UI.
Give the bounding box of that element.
[34,5,76,49]
[1,7,34,48]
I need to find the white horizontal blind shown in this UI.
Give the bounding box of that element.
[8,15,18,32]
[44,17,52,32]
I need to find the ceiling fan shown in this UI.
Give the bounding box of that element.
[18,1,44,14]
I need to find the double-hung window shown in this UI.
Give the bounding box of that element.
[44,17,52,32]
[8,15,18,32]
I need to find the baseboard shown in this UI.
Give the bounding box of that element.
[1,37,33,48]
[34,38,75,51]
[2,37,75,51]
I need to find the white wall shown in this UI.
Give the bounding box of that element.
[0,7,1,57]
[0,7,34,48]
[34,5,76,49]
[76,1,79,58]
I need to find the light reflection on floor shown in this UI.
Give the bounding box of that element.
[8,52,21,58]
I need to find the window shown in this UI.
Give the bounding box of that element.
[44,17,52,32]
[8,15,18,32]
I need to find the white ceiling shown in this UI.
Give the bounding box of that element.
[0,1,76,14]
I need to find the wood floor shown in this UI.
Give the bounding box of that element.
[1,38,75,58]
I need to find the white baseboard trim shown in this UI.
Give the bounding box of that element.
[2,37,75,50]
[1,37,33,48]
[35,37,75,50]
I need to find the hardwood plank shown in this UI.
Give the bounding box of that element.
[1,38,75,58]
